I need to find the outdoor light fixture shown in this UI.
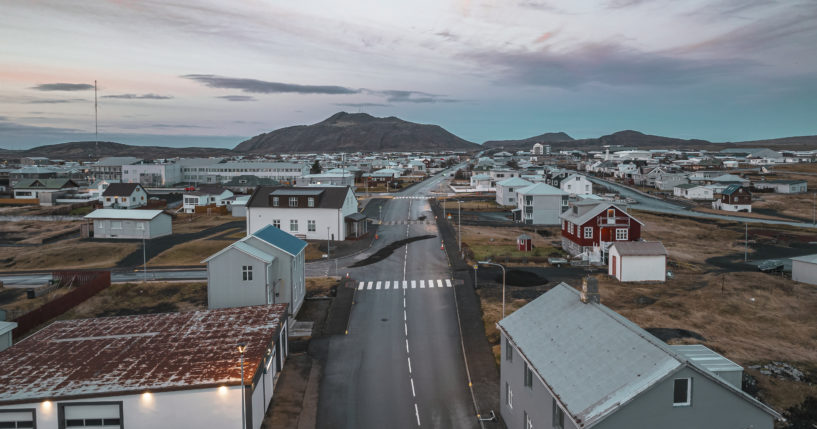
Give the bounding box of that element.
[238,342,247,429]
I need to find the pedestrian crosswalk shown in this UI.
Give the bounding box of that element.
[392,196,430,200]
[357,279,453,291]
[378,220,435,225]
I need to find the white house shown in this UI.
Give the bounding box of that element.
[792,254,817,286]
[0,305,289,429]
[673,184,715,200]
[470,174,494,191]
[495,177,533,206]
[245,186,363,241]
[12,178,79,199]
[489,169,520,182]
[608,241,668,282]
[182,185,234,213]
[204,224,307,318]
[753,180,808,194]
[85,209,172,239]
[559,174,593,195]
[101,183,149,209]
[515,183,568,225]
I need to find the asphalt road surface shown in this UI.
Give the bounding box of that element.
[316,167,478,429]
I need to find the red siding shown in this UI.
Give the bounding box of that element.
[561,206,642,247]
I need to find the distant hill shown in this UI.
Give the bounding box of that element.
[483,132,574,151]
[234,112,480,153]
[571,130,711,149]
[0,141,232,161]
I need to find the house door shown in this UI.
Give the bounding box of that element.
[611,256,617,276]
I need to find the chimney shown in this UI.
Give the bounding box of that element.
[580,276,600,304]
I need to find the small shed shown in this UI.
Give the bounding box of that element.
[792,254,817,286]
[517,234,532,252]
[608,241,667,282]
[85,209,172,239]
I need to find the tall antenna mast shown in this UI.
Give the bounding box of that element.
[94,80,98,157]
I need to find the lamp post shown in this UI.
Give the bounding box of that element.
[238,343,247,429]
[327,226,331,260]
[458,200,462,251]
[478,261,506,319]
[142,237,147,282]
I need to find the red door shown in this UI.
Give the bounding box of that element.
[611,255,617,277]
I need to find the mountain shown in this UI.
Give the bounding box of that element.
[234,112,480,153]
[573,130,711,149]
[0,141,232,160]
[483,132,574,151]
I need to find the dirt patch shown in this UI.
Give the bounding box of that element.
[645,327,706,342]
[348,234,436,267]
[306,277,339,298]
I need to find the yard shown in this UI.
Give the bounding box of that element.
[0,220,81,245]
[148,228,243,266]
[458,225,564,265]
[60,281,207,319]
[0,238,140,271]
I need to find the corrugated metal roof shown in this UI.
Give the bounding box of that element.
[791,253,817,264]
[252,224,307,256]
[610,241,667,256]
[84,209,165,220]
[0,321,17,336]
[517,182,567,196]
[231,241,276,263]
[670,345,742,374]
[496,177,533,187]
[0,305,287,404]
[270,189,325,196]
[498,283,681,427]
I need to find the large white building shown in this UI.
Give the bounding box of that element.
[558,173,593,195]
[0,305,289,429]
[122,162,182,186]
[245,186,363,241]
[182,161,308,185]
[792,254,817,286]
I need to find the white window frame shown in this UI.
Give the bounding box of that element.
[290,219,298,231]
[673,378,692,407]
[506,382,513,409]
[0,409,36,428]
[615,228,628,240]
[272,219,281,229]
[289,197,298,207]
[272,196,279,207]
[242,265,253,281]
[308,197,315,207]
[110,221,122,230]
[136,222,145,230]
[584,227,593,239]
[308,220,316,232]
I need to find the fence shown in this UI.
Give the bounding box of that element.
[12,270,111,339]
[0,198,38,205]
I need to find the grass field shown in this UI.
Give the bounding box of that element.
[459,225,563,265]
[172,214,237,234]
[306,276,339,297]
[0,238,140,271]
[61,281,207,319]
[0,220,81,245]
[148,228,243,266]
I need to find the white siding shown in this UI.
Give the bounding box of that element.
[793,260,817,286]
[609,248,666,282]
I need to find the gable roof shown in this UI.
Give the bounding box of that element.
[497,283,780,427]
[496,177,533,187]
[84,209,166,220]
[252,224,308,256]
[791,253,817,264]
[560,202,643,226]
[610,241,667,256]
[720,184,745,195]
[186,184,230,196]
[202,240,277,264]
[13,178,78,189]
[246,186,352,210]
[516,182,567,196]
[102,182,143,197]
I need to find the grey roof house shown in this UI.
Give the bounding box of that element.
[497,279,780,429]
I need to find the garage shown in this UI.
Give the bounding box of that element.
[60,403,123,428]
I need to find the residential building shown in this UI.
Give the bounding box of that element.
[85,209,172,239]
[712,185,752,212]
[101,183,149,209]
[792,254,817,286]
[608,241,668,282]
[84,179,119,201]
[654,173,689,191]
[514,183,568,225]
[673,184,715,200]
[558,174,593,195]
[470,174,494,191]
[86,156,142,182]
[245,186,363,241]
[708,174,751,186]
[497,279,780,429]
[495,177,533,206]
[182,185,234,213]
[204,224,306,318]
[0,305,289,429]
[9,165,60,187]
[559,201,643,261]
[121,162,182,186]
[12,178,79,200]
[753,179,808,194]
[0,321,16,352]
[489,169,520,182]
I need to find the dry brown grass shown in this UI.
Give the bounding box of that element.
[172,214,237,234]
[0,238,140,271]
[61,281,207,319]
[0,286,72,319]
[304,242,325,261]
[753,193,814,222]
[306,276,339,297]
[440,199,501,211]
[459,225,564,265]
[689,206,791,221]
[0,220,81,244]
[148,239,235,266]
[476,289,529,365]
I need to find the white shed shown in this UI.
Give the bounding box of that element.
[85,209,172,239]
[792,254,817,286]
[608,241,667,282]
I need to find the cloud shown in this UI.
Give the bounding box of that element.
[102,93,174,99]
[464,42,756,88]
[31,83,94,91]
[149,123,211,129]
[517,1,569,13]
[605,0,654,9]
[182,74,360,95]
[335,102,390,108]
[27,98,88,104]
[374,90,459,103]
[216,95,257,102]
[435,31,459,42]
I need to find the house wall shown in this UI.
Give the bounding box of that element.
[518,194,565,225]
[560,175,592,195]
[608,249,666,282]
[122,164,181,186]
[247,207,345,240]
[102,188,148,209]
[92,215,171,239]
[495,185,518,206]
[793,260,817,285]
[597,367,774,429]
[499,332,579,429]
[0,386,244,429]
[244,236,304,317]
[0,331,11,352]
[207,248,271,309]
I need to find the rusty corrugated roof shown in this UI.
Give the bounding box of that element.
[0,304,287,404]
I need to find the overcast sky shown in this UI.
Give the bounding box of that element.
[1,0,816,149]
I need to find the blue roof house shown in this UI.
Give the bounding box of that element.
[203,224,307,318]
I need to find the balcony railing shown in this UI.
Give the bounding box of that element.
[597,216,631,227]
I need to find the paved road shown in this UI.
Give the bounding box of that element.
[590,176,817,229]
[316,167,478,429]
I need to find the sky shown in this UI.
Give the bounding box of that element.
[1,0,816,150]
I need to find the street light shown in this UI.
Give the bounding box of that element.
[237,343,247,429]
[327,226,331,260]
[478,261,506,319]
[458,200,463,251]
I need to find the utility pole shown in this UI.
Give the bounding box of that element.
[94,80,98,156]
[327,226,331,260]
[813,192,815,225]
[744,223,748,262]
[142,237,147,282]
[238,343,247,429]
[458,200,462,251]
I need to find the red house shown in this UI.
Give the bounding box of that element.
[559,201,643,261]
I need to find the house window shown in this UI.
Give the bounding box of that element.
[568,223,574,235]
[242,265,253,281]
[308,220,316,232]
[60,402,122,429]
[289,197,298,207]
[505,338,513,361]
[111,221,122,229]
[506,382,513,408]
[607,208,615,218]
[584,227,593,239]
[615,228,628,240]
[0,409,35,428]
[105,197,111,202]
[273,219,281,229]
[673,378,692,406]
[136,222,145,230]
[272,197,279,207]
[552,399,564,429]
[290,219,298,231]
[308,197,315,207]
[523,362,533,388]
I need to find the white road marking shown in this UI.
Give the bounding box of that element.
[367,281,373,290]
[445,279,452,287]
[358,282,364,290]
[411,280,416,289]
[410,377,416,396]
[437,279,443,288]
[385,281,390,290]
[376,281,381,290]
[404,309,407,320]
[420,280,425,288]
[403,280,408,289]
[406,338,410,353]
[403,297,406,308]
[407,356,412,373]
[414,403,420,426]
[429,279,434,288]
